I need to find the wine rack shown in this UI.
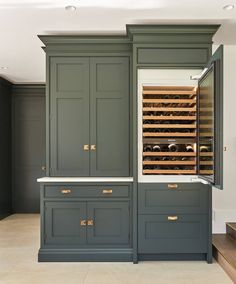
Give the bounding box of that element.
[142,85,199,175]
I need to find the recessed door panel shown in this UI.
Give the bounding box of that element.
[44,201,86,245]
[87,201,130,245]
[50,57,90,176]
[138,215,207,253]
[90,57,130,176]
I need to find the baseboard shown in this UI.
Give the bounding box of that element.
[38,248,133,262]
[138,253,207,261]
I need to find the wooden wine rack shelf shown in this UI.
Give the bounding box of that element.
[143,161,196,166]
[200,152,213,157]
[143,133,197,137]
[143,169,197,174]
[143,107,196,112]
[143,99,196,104]
[143,152,197,157]
[143,124,196,129]
[143,90,196,95]
[143,116,196,120]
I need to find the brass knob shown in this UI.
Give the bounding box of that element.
[168,184,178,189]
[61,189,71,194]
[102,189,113,194]
[91,145,96,151]
[41,166,46,171]
[84,144,89,151]
[87,220,94,226]
[80,220,87,226]
[168,216,178,221]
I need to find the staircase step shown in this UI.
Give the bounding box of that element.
[213,234,236,283]
[227,223,236,240]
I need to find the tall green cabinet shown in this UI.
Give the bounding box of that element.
[38,25,223,263]
[50,56,130,177]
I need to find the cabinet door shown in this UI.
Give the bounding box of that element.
[90,57,130,176]
[87,201,130,245]
[44,201,86,245]
[198,45,223,189]
[50,57,90,176]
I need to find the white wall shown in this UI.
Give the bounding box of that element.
[212,44,236,233]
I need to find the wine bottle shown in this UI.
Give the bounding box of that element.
[153,145,161,152]
[143,120,153,125]
[182,129,191,133]
[143,145,152,152]
[186,145,194,152]
[143,156,153,161]
[200,145,209,152]
[173,95,180,100]
[143,165,152,170]
[168,143,178,152]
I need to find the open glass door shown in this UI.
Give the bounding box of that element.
[198,45,223,189]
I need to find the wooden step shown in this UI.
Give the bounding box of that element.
[227,223,236,241]
[213,234,236,283]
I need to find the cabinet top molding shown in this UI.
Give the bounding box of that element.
[126,24,220,36]
[38,24,220,47]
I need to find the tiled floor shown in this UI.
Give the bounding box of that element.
[0,214,233,284]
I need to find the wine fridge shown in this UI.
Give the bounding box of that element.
[138,63,222,186]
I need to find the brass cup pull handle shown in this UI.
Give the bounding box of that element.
[102,189,113,194]
[80,220,87,226]
[87,220,94,226]
[168,184,178,189]
[84,144,89,151]
[61,189,72,194]
[168,216,178,221]
[91,145,96,151]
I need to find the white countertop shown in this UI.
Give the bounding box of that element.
[37,177,134,183]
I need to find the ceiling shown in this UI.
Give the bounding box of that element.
[0,0,236,83]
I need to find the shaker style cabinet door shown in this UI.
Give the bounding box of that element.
[89,57,130,176]
[44,201,87,245]
[86,201,130,245]
[50,57,90,176]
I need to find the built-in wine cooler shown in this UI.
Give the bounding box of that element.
[142,85,214,175]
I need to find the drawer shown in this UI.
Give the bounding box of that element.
[138,214,208,254]
[44,185,129,198]
[138,183,209,214]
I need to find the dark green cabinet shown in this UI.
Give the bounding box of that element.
[50,57,130,177]
[44,201,87,245]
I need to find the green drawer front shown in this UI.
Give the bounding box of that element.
[138,214,208,254]
[44,185,129,198]
[138,183,209,214]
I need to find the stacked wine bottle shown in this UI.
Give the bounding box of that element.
[142,85,206,175]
